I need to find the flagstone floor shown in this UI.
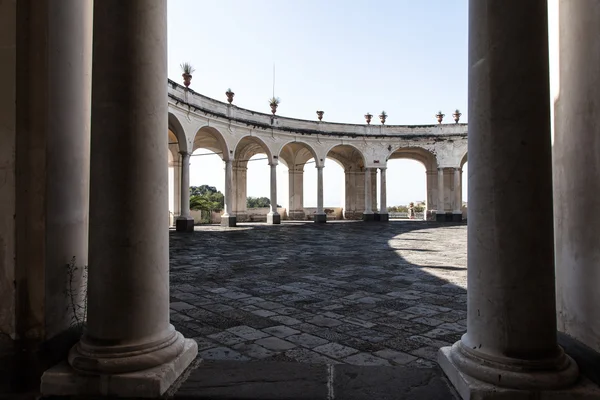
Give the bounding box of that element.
[169,220,468,368]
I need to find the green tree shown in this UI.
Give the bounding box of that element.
[247,196,271,208]
[189,185,224,211]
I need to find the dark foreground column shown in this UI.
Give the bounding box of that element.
[42,1,197,397]
[438,1,579,398]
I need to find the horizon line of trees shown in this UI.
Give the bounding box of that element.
[188,186,280,212]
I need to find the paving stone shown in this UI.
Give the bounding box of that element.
[373,349,417,365]
[262,325,301,338]
[307,315,343,327]
[286,333,329,348]
[170,222,468,369]
[207,331,246,346]
[232,343,275,359]
[191,337,217,351]
[226,325,270,340]
[284,348,341,364]
[313,342,359,359]
[269,315,302,326]
[255,336,297,351]
[408,346,439,361]
[342,352,392,366]
[198,346,250,361]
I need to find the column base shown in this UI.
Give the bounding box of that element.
[176,217,194,232]
[362,213,375,222]
[374,213,381,221]
[379,213,389,222]
[267,213,280,224]
[41,338,198,398]
[221,215,237,227]
[438,343,585,399]
[452,212,462,222]
[314,213,327,223]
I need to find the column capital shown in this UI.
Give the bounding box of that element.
[179,150,191,157]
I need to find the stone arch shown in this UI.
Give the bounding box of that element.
[168,112,188,153]
[460,152,468,168]
[192,125,230,160]
[325,144,366,170]
[387,146,437,170]
[234,135,274,165]
[278,140,319,172]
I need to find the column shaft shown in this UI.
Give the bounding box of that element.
[267,163,280,224]
[221,159,236,226]
[288,169,304,220]
[315,166,326,223]
[379,168,388,221]
[437,167,444,217]
[176,151,194,231]
[453,168,462,221]
[439,0,578,395]
[363,168,374,221]
[64,0,197,389]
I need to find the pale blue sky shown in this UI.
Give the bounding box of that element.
[167,0,468,208]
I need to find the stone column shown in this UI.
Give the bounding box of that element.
[176,151,194,231]
[43,1,198,397]
[362,168,374,221]
[314,165,326,223]
[233,165,248,222]
[436,167,445,221]
[379,167,389,222]
[221,159,236,227]
[554,0,600,354]
[267,162,280,224]
[452,167,462,221]
[438,1,578,398]
[288,168,305,220]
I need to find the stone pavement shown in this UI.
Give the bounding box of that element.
[169,220,467,369]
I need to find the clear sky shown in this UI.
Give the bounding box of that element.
[167,0,469,208]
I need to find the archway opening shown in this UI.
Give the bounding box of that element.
[303,157,345,220]
[385,159,427,219]
[387,147,437,220]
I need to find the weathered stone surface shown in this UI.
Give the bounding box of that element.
[170,221,468,366]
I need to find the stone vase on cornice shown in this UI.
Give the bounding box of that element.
[316,110,324,121]
[180,62,195,88]
[269,96,280,115]
[436,110,445,124]
[226,88,235,104]
[364,112,372,124]
[379,111,387,125]
[452,109,462,123]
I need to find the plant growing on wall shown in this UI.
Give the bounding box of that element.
[180,62,195,88]
[436,110,445,124]
[379,111,388,125]
[65,256,88,335]
[226,88,235,104]
[452,109,462,123]
[269,97,280,115]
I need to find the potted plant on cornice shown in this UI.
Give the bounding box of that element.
[180,62,195,88]
[436,110,445,124]
[269,97,280,115]
[226,88,235,104]
[452,109,462,123]
[364,112,373,125]
[316,110,324,121]
[379,111,388,125]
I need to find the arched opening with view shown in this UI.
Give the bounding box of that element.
[279,141,318,220]
[325,144,366,220]
[233,136,284,223]
[188,126,229,224]
[387,147,437,220]
[167,112,186,226]
[303,157,345,221]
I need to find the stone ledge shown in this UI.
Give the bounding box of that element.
[40,338,197,398]
[438,346,600,400]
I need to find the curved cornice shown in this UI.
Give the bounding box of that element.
[167,79,467,140]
